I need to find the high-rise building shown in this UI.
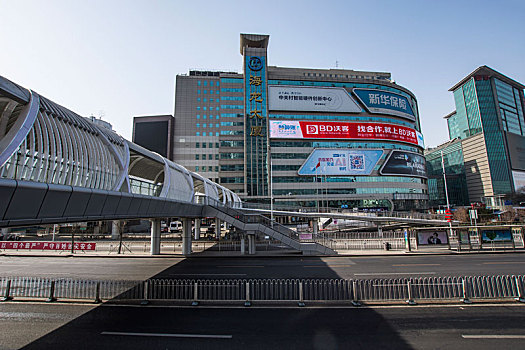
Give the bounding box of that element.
[426,66,525,208]
[171,34,428,210]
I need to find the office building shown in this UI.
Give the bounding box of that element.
[170,34,428,210]
[426,66,525,207]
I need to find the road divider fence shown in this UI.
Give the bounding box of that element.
[1,275,524,306]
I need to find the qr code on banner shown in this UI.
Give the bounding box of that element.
[349,155,365,170]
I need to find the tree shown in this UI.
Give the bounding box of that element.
[453,207,469,223]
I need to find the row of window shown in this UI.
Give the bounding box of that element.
[220,78,243,84]
[272,188,424,195]
[220,105,244,110]
[269,141,420,153]
[220,130,244,135]
[196,115,220,120]
[221,113,243,118]
[197,90,220,94]
[195,154,219,160]
[196,132,219,136]
[220,140,244,148]
[197,81,220,87]
[196,123,220,128]
[221,96,244,101]
[221,88,243,93]
[196,106,219,111]
[271,176,425,184]
[195,142,220,148]
[195,166,219,172]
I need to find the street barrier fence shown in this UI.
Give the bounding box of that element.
[1,275,524,305]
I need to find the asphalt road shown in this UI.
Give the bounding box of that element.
[0,254,525,280]
[1,302,524,349]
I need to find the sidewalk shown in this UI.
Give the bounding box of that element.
[1,245,524,258]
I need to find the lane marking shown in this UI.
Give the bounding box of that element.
[102,331,232,339]
[354,272,436,276]
[392,264,441,267]
[462,335,525,339]
[166,273,246,276]
[217,266,264,268]
[304,264,356,268]
[482,261,525,265]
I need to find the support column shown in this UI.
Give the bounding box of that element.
[378,225,383,238]
[1,228,10,241]
[111,220,120,240]
[150,219,161,255]
[194,219,201,240]
[247,233,256,255]
[182,218,192,256]
[240,236,246,255]
[313,219,319,236]
[215,218,221,240]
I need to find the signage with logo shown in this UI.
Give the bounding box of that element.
[353,88,416,121]
[268,86,362,113]
[269,120,420,146]
[298,149,384,176]
[380,150,427,178]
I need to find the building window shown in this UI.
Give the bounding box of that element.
[198,81,201,86]
[209,143,213,148]
[203,90,207,94]
[202,143,206,148]
[208,166,213,172]
[208,154,213,160]
[215,166,219,172]
[204,81,208,86]
[197,90,201,94]
[196,115,200,119]
[197,98,201,102]
[215,154,219,160]
[215,132,219,136]
[203,132,206,136]
[196,132,200,136]
[196,142,200,148]
[196,123,200,128]
[215,142,219,148]
[195,155,199,160]
[195,166,199,171]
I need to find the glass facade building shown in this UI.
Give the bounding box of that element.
[430,66,525,206]
[170,34,428,210]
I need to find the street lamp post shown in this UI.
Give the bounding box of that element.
[441,150,455,249]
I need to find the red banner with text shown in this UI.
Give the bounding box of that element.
[0,242,96,251]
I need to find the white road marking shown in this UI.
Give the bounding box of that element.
[392,264,441,266]
[354,272,436,276]
[462,335,525,339]
[102,331,232,339]
[167,273,246,276]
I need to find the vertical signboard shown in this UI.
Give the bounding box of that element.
[244,54,268,196]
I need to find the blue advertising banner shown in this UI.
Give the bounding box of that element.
[353,88,415,121]
[298,149,384,176]
[481,229,513,242]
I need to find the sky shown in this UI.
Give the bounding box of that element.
[1,0,524,148]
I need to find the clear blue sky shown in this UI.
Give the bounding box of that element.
[1,0,523,147]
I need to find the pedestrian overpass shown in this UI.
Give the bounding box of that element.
[0,74,339,255]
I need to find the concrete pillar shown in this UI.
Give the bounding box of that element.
[313,219,319,236]
[240,237,246,255]
[247,233,256,255]
[182,218,192,256]
[1,228,10,241]
[150,219,161,255]
[194,219,201,240]
[378,225,383,238]
[215,218,221,240]
[111,220,120,240]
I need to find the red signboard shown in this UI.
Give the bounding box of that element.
[269,120,419,145]
[0,242,97,251]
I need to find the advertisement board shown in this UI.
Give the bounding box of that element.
[298,149,384,176]
[353,88,416,121]
[268,120,420,146]
[418,231,448,245]
[0,242,96,250]
[380,150,427,178]
[512,170,525,192]
[481,229,512,242]
[268,86,362,113]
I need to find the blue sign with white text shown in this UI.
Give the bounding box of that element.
[298,149,384,176]
[353,88,415,121]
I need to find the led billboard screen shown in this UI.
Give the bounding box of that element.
[268,86,362,113]
[298,149,384,176]
[380,150,427,178]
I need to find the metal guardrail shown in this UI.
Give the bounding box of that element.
[1,275,524,305]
